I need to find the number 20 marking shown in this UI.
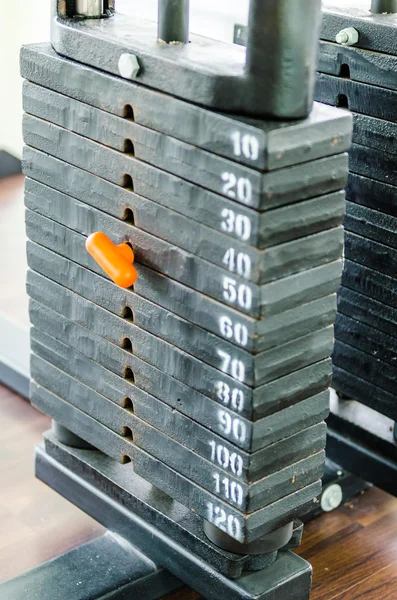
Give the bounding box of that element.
[222,173,252,205]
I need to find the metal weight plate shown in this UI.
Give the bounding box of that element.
[345,231,397,279]
[22,81,349,216]
[342,260,397,309]
[27,272,334,396]
[315,74,397,123]
[30,381,322,544]
[22,114,349,213]
[24,82,346,224]
[332,366,397,421]
[27,254,337,386]
[25,208,344,321]
[350,145,397,188]
[352,114,397,155]
[32,328,328,479]
[20,42,352,171]
[31,352,326,515]
[25,176,345,288]
[318,41,397,91]
[24,146,346,252]
[338,286,397,339]
[50,1,321,120]
[335,313,397,369]
[29,241,338,358]
[29,297,332,428]
[333,341,397,396]
[31,327,328,466]
[40,433,312,587]
[321,1,397,57]
[23,183,344,314]
[346,173,397,217]
[344,202,397,250]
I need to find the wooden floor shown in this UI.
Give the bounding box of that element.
[1,383,397,599]
[0,174,29,325]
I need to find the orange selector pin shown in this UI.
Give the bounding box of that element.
[86,232,138,288]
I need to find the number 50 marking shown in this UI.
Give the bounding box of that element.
[223,277,253,311]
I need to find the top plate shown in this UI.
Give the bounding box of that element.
[322,0,397,55]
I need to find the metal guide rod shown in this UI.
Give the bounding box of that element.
[371,0,397,12]
[158,0,190,44]
[75,0,104,17]
[243,0,321,118]
[245,0,320,76]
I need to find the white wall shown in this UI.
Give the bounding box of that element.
[0,1,51,158]
[118,0,249,42]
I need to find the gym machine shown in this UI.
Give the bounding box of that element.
[1,1,374,598]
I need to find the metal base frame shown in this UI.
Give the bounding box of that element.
[31,431,313,600]
[0,532,182,600]
[327,394,397,496]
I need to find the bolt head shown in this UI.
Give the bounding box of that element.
[335,27,359,46]
[118,53,140,79]
[321,484,343,513]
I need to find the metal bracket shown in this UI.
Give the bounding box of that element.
[35,431,313,600]
[326,392,397,496]
[50,0,322,119]
[0,531,182,600]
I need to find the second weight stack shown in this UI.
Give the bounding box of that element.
[21,40,352,560]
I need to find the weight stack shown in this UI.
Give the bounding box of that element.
[318,2,397,422]
[21,30,350,598]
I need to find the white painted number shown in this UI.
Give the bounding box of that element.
[222,248,252,279]
[222,277,252,310]
[219,316,248,347]
[217,350,245,382]
[220,209,252,242]
[218,410,247,444]
[207,502,242,541]
[221,172,253,205]
[209,441,244,477]
[213,473,244,508]
[231,131,260,162]
[215,382,245,413]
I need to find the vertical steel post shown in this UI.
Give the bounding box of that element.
[244,0,321,116]
[75,0,104,17]
[371,0,397,12]
[158,0,190,44]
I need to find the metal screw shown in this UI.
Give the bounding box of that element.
[335,27,359,46]
[118,54,141,80]
[321,484,343,513]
